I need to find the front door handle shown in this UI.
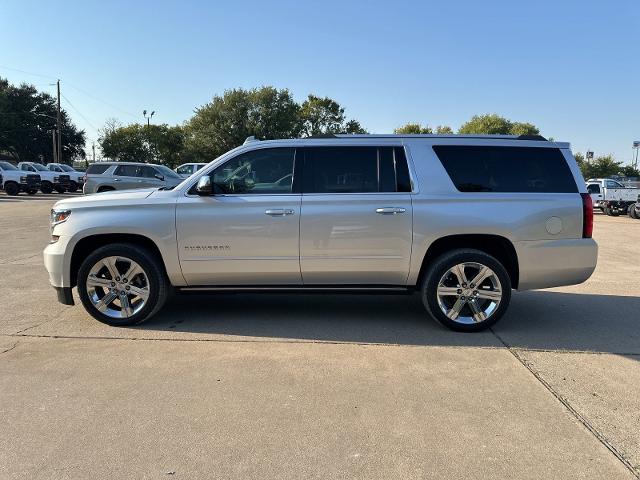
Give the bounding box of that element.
[113,178,121,182]
[376,207,406,215]
[265,209,295,216]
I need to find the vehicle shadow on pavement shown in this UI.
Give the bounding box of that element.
[139,290,640,355]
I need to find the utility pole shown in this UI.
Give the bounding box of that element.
[92,142,96,163]
[56,80,62,164]
[52,130,57,163]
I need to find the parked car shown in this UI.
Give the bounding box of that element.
[17,162,70,193]
[46,163,84,192]
[586,178,638,216]
[175,163,207,178]
[44,134,597,332]
[83,162,184,194]
[0,161,41,195]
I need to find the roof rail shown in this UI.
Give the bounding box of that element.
[305,133,338,139]
[517,134,547,141]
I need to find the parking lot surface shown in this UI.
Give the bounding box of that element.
[1,193,639,479]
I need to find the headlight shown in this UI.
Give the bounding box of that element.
[20,176,26,182]
[51,209,71,226]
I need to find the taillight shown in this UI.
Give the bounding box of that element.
[581,193,593,238]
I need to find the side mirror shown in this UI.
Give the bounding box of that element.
[195,175,212,195]
[155,174,164,181]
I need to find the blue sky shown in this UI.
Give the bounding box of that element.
[1,0,638,163]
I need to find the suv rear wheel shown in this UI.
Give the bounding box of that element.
[77,243,169,326]
[421,249,512,332]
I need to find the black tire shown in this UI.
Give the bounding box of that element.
[68,181,78,193]
[77,243,169,326]
[609,207,620,217]
[54,186,66,194]
[97,186,115,193]
[421,249,512,332]
[630,204,639,219]
[4,182,19,196]
[27,189,37,195]
[41,181,53,194]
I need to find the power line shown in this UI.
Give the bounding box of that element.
[63,81,139,119]
[60,92,100,133]
[0,64,57,80]
[1,65,139,120]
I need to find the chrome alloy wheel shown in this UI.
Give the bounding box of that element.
[86,256,150,319]
[436,262,502,325]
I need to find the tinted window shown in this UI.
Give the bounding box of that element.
[0,161,18,171]
[433,146,578,193]
[303,146,411,193]
[176,165,192,175]
[138,166,157,178]
[114,165,139,177]
[212,148,295,194]
[587,184,601,194]
[86,164,111,175]
[20,164,34,171]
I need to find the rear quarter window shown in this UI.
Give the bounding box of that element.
[86,164,111,175]
[432,146,578,193]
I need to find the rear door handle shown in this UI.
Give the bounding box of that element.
[376,207,406,215]
[113,178,121,182]
[265,209,295,216]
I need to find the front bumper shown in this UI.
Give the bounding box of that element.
[516,238,598,290]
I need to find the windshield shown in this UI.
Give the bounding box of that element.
[0,161,18,171]
[59,164,75,172]
[31,163,48,171]
[155,165,181,179]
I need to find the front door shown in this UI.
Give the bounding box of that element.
[176,147,302,285]
[299,146,413,285]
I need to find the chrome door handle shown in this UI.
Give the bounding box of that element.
[265,209,295,216]
[113,178,121,182]
[376,207,406,215]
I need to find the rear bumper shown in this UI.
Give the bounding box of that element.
[516,238,598,290]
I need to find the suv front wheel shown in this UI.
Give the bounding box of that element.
[77,243,169,326]
[421,249,511,332]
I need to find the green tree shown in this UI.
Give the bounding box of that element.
[435,125,454,134]
[458,113,540,136]
[572,153,639,179]
[184,87,302,161]
[99,122,186,167]
[299,95,366,136]
[394,123,433,134]
[0,77,85,163]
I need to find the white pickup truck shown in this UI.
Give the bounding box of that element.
[586,178,639,216]
[0,161,41,195]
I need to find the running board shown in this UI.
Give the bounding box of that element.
[177,285,414,295]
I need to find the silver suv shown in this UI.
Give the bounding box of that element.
[83,162,183,194]
[44,135,597,332]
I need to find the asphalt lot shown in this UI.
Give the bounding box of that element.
[0,192,638,479]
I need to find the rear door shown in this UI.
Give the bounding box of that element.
[299,146,413,285]
[112,164,140,189]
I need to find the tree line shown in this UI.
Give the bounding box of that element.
[0,78,85,163]
[1,78,637,179]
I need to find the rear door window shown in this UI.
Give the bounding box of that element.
[114,165,139,177]
[302,146,411,193]
[432,146,578,193]
[86,164,111,175]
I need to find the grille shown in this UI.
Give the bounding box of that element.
[26,174,41,186]
[58,174,71,185]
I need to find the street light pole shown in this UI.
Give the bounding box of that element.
[52,130,57,163]
[143,109,155,126]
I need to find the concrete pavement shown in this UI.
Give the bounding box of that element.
[1,194,638,479]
